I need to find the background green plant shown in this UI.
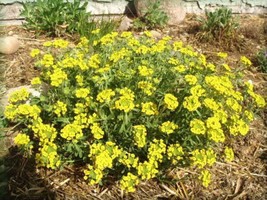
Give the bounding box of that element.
[256,48,267,73]
[21,0,117,38]
[133,0,168,30]
[197,7,239,42]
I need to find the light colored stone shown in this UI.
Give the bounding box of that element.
[86,0,129,15]
[150,30,162,38]
[0,36,20,55]
[118,16,133,31]
[0,85,41,110]
[134,0,186,25]
[0,3,23,20]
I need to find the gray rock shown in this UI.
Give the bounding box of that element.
[150,30,162,38]
[0,3,23,20]
[134,0,186,25]
[118,16,133,32]
[0,36,20,55]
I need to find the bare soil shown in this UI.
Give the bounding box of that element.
[0,14,266,200]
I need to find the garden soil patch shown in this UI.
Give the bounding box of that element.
[1,14,266,199]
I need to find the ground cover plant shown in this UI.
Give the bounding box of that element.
[3,29,266,193]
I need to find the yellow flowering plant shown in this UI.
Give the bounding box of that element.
[5,32,266,191]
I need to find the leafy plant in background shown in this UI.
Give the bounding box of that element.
[256,48,267,73]
[133,0,168,30]
[4,31,265,192]
[197,7,239,42]
[21,0,117,38]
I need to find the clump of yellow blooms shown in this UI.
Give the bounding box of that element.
[6,31,266,192]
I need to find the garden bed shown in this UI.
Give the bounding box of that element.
[0,13,266,199]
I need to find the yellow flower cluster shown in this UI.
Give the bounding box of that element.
[160,121,178,134]
[132,125,147,148]
[164,93,179,111]
[167,143,184,164]
[191,148,216,169]
[114,88,135,113]
[60,123,83,141]
[96,89,115,103]
[7,31,266,192]
[224,147,234,162]
[8,87,30,103]
[14,133,32,149]
[53,100,67,117]
[141,102,158,115]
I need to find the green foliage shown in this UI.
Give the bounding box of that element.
[198,7,239,41]
[21,0,118,38]
[133,1,168,30]
[5,31,265,191]
[256,48,267,73]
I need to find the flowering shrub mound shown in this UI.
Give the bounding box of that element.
[5,31,266,192]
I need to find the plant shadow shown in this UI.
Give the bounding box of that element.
[1,146,56,200]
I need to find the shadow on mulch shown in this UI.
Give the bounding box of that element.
[1,147,56,200]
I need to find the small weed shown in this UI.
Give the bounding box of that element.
[256,48,267,73]
[133,0,168,30]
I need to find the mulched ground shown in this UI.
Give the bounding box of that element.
[0,14,266,200]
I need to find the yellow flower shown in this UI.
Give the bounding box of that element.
[206,117,221,129]
[183,95,201,112]
[217,52,228,59]
[191,148,216,168]
[30,49,40,58]
[53,39,69,48]
[60,123,83,140]
[40,54,54,67]
[160,121,178,134]
[190,85,205,97]
[84,165,103,185]
[199,170,211,188]
[138,65,153,76]
[115,96,135,113]
[88,54,100,69]
[240,56,252,66]
[167,143,184,164]
[138,81,156,96]
[133,125,147,148]
[50,68,67,87]
[190,119,206,134]
[8,87,30,103]
[97,89,115,103]
[207,128,225,143]
[14,133,31,147]
[91,29,100,34]
[137,161,158,180]
[53,100,67,117]
[203,98,219,111]
[120,172,140,193]
[141,102,158,115]
[90,123,104,139]
[164,93,179,111]
[224,147,234,162]
[75,88,90,98]
[185,75,198,85]
[31,77,42,85]
[43,41,53,47]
